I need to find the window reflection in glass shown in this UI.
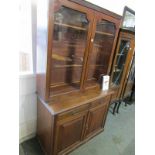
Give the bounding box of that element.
[128,54,135,81]
[112,40,130,85]
[122,11,135,31]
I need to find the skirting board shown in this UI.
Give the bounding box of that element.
[19,133,36,144]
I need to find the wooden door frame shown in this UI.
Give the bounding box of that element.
[120,50,135,99]
[53,110,88,155]
[82,11,121,89]
[46,0,95,99]
[110,30,135,99]
[84,103,109,138]
[46,0,122,100]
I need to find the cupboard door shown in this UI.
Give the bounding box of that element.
[85,103,109,138]
[122,53,135,98]
[50,2,93,96]
[55,111,87,154]
[110,31,134,92]
[111,39,131,86]
[85,17,117,88]
[110,31,135,99]
[126,54,135,83]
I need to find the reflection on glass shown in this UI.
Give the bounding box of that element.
[86,20,116,88]
[128,54,135,81]
[122,11,135,30]
[112,40,130,85]
[51,6,89,95]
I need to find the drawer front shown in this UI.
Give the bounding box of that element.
[90,95,111,108]
[57,104,89,121]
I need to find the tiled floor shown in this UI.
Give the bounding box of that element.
[20,102,135,155]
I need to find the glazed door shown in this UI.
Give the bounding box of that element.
[85,103,109,138]
[50,0,94,96]
[121,53,135,98]
[111,39,131,86]
[54,111,87,154]
[84,13,119,89]
[110,31,135,98]
[126,54,135,84]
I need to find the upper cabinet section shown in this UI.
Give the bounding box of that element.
[36,0,122,101]
[85,19,116,88]
[50,5,91,96]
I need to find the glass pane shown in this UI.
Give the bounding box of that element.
[51,6,89,95]
[86,20,116,88]
[128,54,135,81]
[122,11,135,31]
[112,40,130,85]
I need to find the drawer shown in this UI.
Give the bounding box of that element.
[57,104,89,121]
[90,95,111,108]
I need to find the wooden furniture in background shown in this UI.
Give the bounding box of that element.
[109,29,135,113]
[116,53,135,113]
[121,54,135,100]
[36,0,122,154]
[122,6,135,31]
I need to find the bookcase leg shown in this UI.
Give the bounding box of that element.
[113,102,118,115]
[117,101,122,113]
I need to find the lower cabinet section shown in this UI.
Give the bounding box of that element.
[37,94,112,155]
[85,103,109,138]
[54,111,88,154]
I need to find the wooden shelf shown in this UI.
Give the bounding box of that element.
[54,22,87,31]
[85,78,99,89]
[50,85,79,97]
[87,78,97,81]
[90,64,104,67]
[117,54,124,56]
[94,44,102,48]
[96,31,114,36]
[115,64,125,67]
[53,40,86,47]
[52,54,72,62]
[50,80,80,88]
[53,64,104,69]
[54,64,82,68]
[50,81,80,97]
[114,69,122,72]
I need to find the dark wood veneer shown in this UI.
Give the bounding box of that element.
[37,0,122,154]
[37,89,113,155]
